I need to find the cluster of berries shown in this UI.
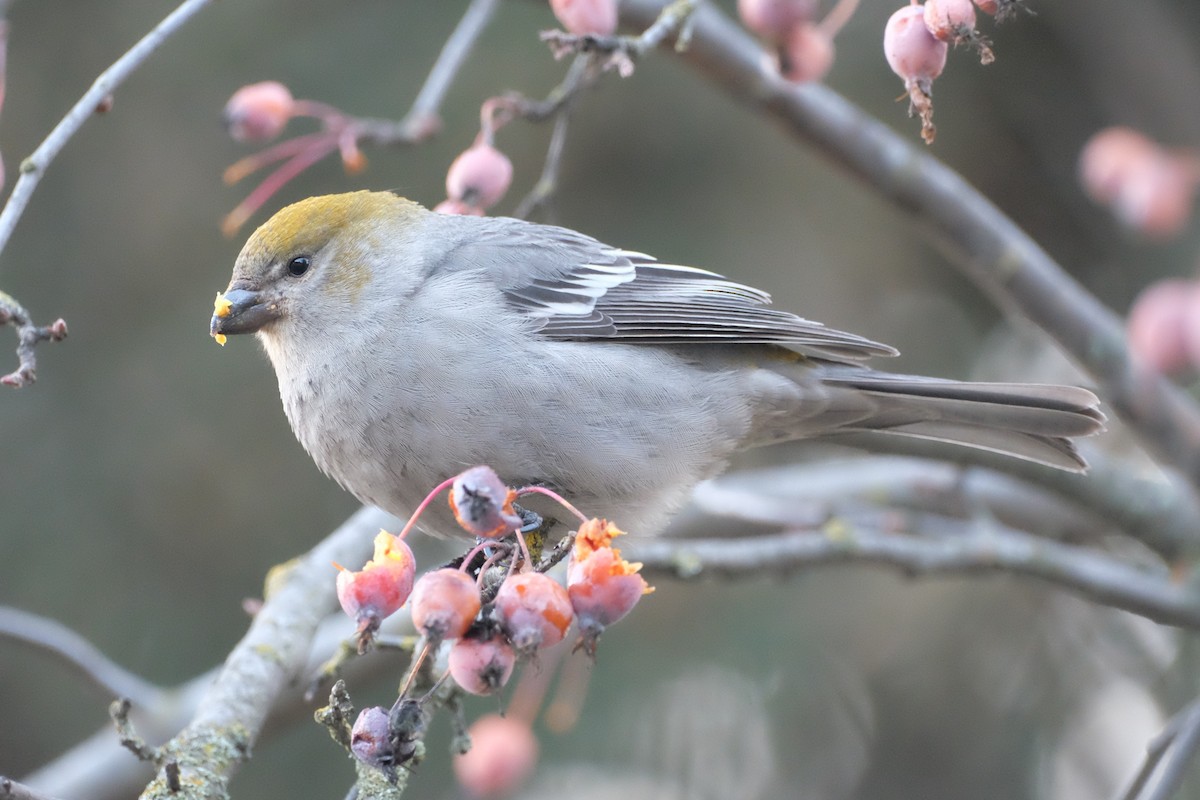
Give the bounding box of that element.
[332,466,652,792]
[882,0,1022,144]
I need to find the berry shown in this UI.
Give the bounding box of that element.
[448,633,516,696]
[445,143,514,211]
[780,22,835,84]
[567,519,653,655]
[223,81,294,142]
[549,0,619,37]
[923,0,993,64]
[410,568,482,641]
[1127,280,1194,374]
[451,465,522,538]
[433,199,485,216]
[335,531,416,650]
[884,4,948,145]
[494,572,574,656]
[454,714,539,798]
[738,0,817,42]
[350,706,392,769]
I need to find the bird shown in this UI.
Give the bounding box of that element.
[211,190,1104,538]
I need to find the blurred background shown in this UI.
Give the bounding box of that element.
[2,0,1199,797]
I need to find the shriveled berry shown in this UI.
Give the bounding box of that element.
[550,0,619,36]
[410,568,482,641]
[738,0,817,42]
[781,22,835,84]
[446,143,513,210]
[454,714,539,798]
[1127,280,1194,374]
[451,466,522,539]
[350,706,393,769]
[223,81,295,142]
[494,572,574,656]
[449,633,516,696]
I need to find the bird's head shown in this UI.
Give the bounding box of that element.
[210,191,429,351]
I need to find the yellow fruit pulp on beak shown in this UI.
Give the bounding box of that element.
[214,292,233,318]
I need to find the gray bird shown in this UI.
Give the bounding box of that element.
[211,191,1104,537]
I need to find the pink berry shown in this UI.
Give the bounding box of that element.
[449,633,516,696]
[445,143,514,210]
[566,519,653,655]
[973,0,998,13]
[884,4,948,83]
[350,706,392,768]
[1079,128,1198,239]
[410,568,482,641]
[549,0,618,36]
[923,0,975,40]
[223,81,294,142]
[451,466,522,539]
[335,532,416,648]
[494,572,574,656]
[454,714,539,798]
[738,0,817,41]
[1127,279,1193,373]
[781,22,835,84]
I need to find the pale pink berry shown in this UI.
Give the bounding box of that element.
[550,0,618,37]
[410,568,482,641]
[1080,128,1199,238]
[451,466,522,539]
[924,0,993,63]
[738,0,818,41]
[781,22,835,83]
[1079,128,1158,205]
[454,714,539,798]
[433,199,485,216]
[350,706,392,768]
[885,5,948,83]
[446,143,514,210]
[223,81,294,142]
[449,633,516,696]
[494,572,574,656]
[1127,279,1193,373]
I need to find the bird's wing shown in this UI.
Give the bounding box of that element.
[438,217,897,361]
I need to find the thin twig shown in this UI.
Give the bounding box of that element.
[0,0,216,268]
[626,518,1200,630]
[617,0,1200,494]
[0,606,162,707]
[0,292,66,387]
[0,776,65,800]
[397,0,501,140]
[542,0,700,75]
[1120,698,1200,800]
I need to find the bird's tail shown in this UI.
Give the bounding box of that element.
[755,366,1106,471]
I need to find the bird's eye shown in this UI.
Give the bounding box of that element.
[287,256,311,277]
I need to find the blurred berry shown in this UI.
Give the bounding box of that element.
[781,22,835,83]
[738,0,817,42]
[410,568,482,642]
[494,572,574,656]
[223,81,294,142]
[550,0,619,36]
[1127,279,1194,373]
[1080,127,1199,239]
[454,714,539,798]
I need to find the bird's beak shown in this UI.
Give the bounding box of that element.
[210,285,281,344]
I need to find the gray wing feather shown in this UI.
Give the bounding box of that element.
[436,215,896,361]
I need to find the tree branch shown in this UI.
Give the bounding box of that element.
[618,0,1200,492]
